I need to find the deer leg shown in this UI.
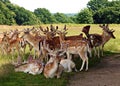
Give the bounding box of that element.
[93,47,97,57]
[97,47,100,58]
[34,50,36,59]
[67,65,72,72]
[85,57,88,71]
[67,52,72,59]
[101,47,104,56]
[74,67,78,72]
[80,59,85,71]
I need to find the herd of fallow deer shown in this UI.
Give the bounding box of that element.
[0,24,115,78]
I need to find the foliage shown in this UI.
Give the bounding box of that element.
[76,9,93,24]
[7,4,41,25]
[87,0,108,13]
[34,8,56,24]
[93,7,120,24]
[1,0,120,25]
[87,0,120,24]
[54,13,74,23]
[0,1,16,25]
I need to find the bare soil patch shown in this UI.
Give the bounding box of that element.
[67,54,120,86]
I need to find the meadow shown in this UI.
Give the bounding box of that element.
[0,24,120,86]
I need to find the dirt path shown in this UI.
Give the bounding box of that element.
[67,54,120,86]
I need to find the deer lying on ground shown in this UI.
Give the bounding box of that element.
[60,57,77,72]
[82,24,115,57]
[15,55,44,75]
[43,41,78,78]
[56,25,91,71]
[43,48,64,78]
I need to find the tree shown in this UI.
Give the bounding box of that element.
[1,0,10,3]
[10,6,40,25]
[54,13,74,23]
[0,1,16,25]
[34,8,56,24]
[87,0,108,13]
[93,7,120,23]
[76,9,93,24]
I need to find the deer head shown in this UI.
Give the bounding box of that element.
[40,25,58,39]
[56,25,68,41]
[99,24,115,39]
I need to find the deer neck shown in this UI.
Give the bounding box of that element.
[59,34,65,44]
[101,31,111,46]
[24,34,38,46]
[49,59,59,76]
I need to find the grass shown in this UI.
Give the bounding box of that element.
[0,24,120,86]
[0,64,70,86]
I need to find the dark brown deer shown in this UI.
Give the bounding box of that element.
[82,24,115,57]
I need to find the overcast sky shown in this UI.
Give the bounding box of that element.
[9,0,90,13]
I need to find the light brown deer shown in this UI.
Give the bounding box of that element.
[0,32,10,54]
[57,25,91,71]
[2,30,24,58]
[21,28,45,60]
[43,48,64,78]
[15,59,44,75]
[40,25,60,50]
[82,24,115,57]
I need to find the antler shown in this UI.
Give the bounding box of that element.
[109,29,115,33]
[99,24,109,31]
[63,25,68,32]
[50,25,58,32]
[40,26,49,33]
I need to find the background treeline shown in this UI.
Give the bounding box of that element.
[0,0,120,25]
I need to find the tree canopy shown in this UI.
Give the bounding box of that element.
[76,9,93,24]
[0,0,120,25]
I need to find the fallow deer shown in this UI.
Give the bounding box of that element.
[43,42,67,78]
[39,25,60,50]
[60,57,77,72]
[15,60,44,75]
[56,26,91,71]
[2,30,24,58]
[82,24,115,57]
[43,50,64,78]
[21,28,45,60]
[0,32,10,54]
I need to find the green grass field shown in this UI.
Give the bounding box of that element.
[0,24,120,86]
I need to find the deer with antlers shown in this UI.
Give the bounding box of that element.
[21,28,45,60]
[0,32,10,55]
[39,25,61,50]
[56,25,91,71]
[1,30,26,58]
[43,46,65,78]
[82,24,115,57]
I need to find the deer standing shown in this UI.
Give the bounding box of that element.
[82,24,115,57]
[57,25,91,71]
